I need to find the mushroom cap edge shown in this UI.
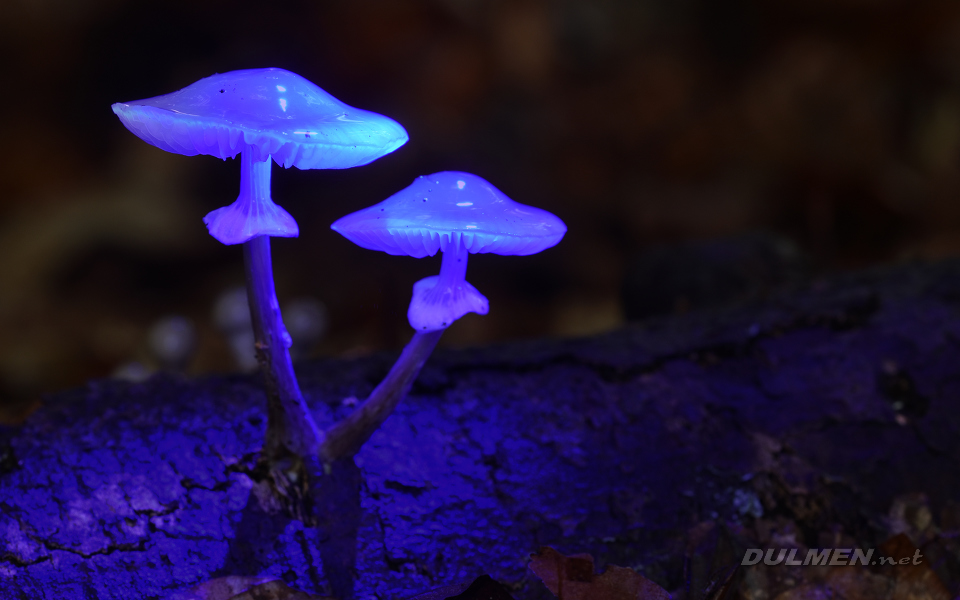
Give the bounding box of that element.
[111,67,409,170]
[331,171,567,258]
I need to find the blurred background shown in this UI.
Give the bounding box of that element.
[2,0,960,420]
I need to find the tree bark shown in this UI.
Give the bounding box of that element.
[1,260,959,599]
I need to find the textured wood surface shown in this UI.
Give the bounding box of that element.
[2,260,959,599]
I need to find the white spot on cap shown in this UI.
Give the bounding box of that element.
[457,180,466,189]
[276,85,287,92]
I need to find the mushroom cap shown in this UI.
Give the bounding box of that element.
[330,171,567,258]
[111,67,408,169]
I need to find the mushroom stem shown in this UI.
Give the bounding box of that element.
[407,235,489,331]
[320,330,443,462]
[437,236,469,289]
[242,150,274,200]
[243,237,322,459]
[204,151,299,245]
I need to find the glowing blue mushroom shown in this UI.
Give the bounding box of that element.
[112,67,408,245]
[317,172,566,464]
[112,68,408,460]
[332,171,567,331]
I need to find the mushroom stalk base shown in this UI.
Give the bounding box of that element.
[320,330,443,462]
[243,235,323,459]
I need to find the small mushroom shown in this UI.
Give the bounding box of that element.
[331,171,567,331]
[112,68,408,461]
[320,172,565,461]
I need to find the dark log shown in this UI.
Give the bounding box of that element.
[2,259,959,599]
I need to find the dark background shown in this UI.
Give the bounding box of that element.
[2,0,959,420]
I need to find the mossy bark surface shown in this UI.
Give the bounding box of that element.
[1,260,959,599]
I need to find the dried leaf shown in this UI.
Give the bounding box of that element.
[683,520,743,599]
[820,566,899,600]
[877,533,952,600]
[166,577,334,600]
[529,547,671,600]
[702,565,740,600]
[166,576,276,600]
[402,575,515,600]
[228,580,334,600]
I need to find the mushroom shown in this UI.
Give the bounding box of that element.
[322,171,565,458]
[112,68,408,461]
[332,171,567,330]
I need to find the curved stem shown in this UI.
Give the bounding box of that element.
[320,330,443,462]
[241,154,322,459]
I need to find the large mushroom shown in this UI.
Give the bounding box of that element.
[112,68,408,462]
[323,171,565,458]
